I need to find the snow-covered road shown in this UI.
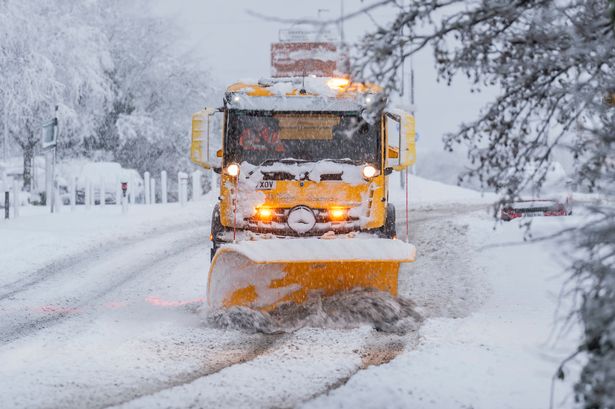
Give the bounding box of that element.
[0,176,579,408]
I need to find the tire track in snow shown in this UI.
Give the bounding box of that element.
[101,334,284,409]
[0,221,203,302]
[296,332,419,407]
[0,225,208,344]
[0,237,285,409]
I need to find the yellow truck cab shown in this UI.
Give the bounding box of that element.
[191,76,416,260]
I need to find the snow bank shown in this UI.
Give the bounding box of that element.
[390,173,496,207]
[58,159,144,192]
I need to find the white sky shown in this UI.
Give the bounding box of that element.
[155,0,497,154]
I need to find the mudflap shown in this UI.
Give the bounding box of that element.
[206,238,416,311]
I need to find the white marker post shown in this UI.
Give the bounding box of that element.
[178,172,188,207]
[53,178,61,213]
[100,179,106,208]
[115,176,121,207]
[144,172,151,205]
[12,179,19,218]
[150,177,156,204]
[161,170,168,204]
[70,177,76,211]
[191,170,202,201]
[85,179,91,210]
[128,173,135,205]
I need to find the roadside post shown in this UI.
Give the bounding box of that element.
[192,170,202,201]
[70,177,76,211]
[128,173,135,205]
[161,170,168,204]
[115,176,121,207]
[121,181,128,213]
[150,177,156,204]
[13,178,20,217]
[144,171,151,205]
[178,172,188,206]
[100,179,106,208]
[3,184,8,219]
[41,108,59,213]
[85,179,91,209]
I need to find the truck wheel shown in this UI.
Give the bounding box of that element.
[210,204,223,261]
[379,204,397,239]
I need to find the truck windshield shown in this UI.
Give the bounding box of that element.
[225,111,380,166]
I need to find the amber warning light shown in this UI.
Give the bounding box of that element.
[329,207,348,221]
[256,207,274,221]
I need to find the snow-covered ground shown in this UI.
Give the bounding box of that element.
[0,175,580,408]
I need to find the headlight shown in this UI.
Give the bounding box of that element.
[362,165,377,178]
[226,163,240,176]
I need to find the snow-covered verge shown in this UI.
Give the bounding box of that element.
[390,173,497,208]
[303,211,582,409]
[0,175,583,409]
[0,194,215,287]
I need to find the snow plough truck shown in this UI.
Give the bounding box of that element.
[190,76,417,311]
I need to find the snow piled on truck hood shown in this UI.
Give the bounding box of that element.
[242,160,366,185]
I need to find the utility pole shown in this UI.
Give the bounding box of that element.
[340,0,345,45]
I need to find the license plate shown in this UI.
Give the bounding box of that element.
[525,212,543,217]
[256,180,275,190]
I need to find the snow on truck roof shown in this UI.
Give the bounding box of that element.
[225,77,384,111]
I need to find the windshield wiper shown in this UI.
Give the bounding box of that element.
[259,158,309,167]
[320,158,362,165]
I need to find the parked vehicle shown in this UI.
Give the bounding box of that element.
[501,197,572,221]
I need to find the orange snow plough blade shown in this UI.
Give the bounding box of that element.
[206,238,416,311]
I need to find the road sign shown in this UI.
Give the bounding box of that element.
[41,118,58,150]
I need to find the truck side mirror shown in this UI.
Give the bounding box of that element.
[384,110,416,171]
[191,107,223,170]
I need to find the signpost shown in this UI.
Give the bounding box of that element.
[41,108,58,213]
[4,191,8,219]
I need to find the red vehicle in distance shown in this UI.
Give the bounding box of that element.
[500,197,572,221]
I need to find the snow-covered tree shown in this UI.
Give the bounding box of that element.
[0,0,112,190]
[1,0,212,191]
[92,0,213,178]
[353,1,614,406]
